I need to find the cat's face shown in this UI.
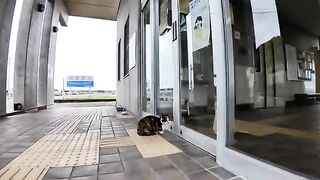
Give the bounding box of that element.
[160,114,170,124]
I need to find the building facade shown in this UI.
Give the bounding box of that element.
[116,0,320,179]
[0,0,119,115]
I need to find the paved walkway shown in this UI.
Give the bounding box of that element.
[0,102,243,180]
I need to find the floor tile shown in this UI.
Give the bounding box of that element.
[70,175,97,180]
[98,162,124,175]
[71,165,98,177]
[167,153,191,164]
[125,169,161,180]
[168,154,204,176]
[188,170,220,180]
[100,148,118,155]
[0,158,14,169]
[122,159,151,174]
[120,150,143,162]
[100,154,121,164]
[154,164,187,180]
[192,156,218,169]
[209,167,236,179]
[180,144,210,158]
[101,134,114,138]
[98,172,128,180]
[0,152,20,159]
[230,177,245,180]
[45,167,73,179]
[119,146,138,153]
[146,156,172,170]
[7,147,28,153]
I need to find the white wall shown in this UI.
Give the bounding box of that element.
[116,0,140,115]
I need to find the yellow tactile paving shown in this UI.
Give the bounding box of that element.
[0,114,100,180]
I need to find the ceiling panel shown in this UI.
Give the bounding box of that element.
[276,0,320,36]
[64,0,120,20]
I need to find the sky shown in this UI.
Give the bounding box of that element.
[54,16,117,91]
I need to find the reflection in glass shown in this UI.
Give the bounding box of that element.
[230,0,320,178]
[142,2,152,112]
[157,0,174,119]
[179,0,216,139]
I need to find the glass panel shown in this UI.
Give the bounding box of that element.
[142,2,152,112]
[157,0,174,119]
[124,18,130,76]
[229,0,320,178]
[179,0,216,139]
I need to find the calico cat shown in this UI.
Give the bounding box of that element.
[137,114,169,136]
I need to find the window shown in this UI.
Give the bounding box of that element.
[123,17,130,76]
[142,1,151,112]
[229,0,320,178]
[117,40,121,81]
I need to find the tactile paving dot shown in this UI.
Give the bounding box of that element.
[0,114,100,180]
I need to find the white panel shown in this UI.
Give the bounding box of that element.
[129,68,138,114]
[285,44,298,80]
[235,65,255,104]
[129,32,136,70]
[254,46,266,108]
[250,0,280,48]
[264,42,275,107]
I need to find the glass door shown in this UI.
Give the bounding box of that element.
[141,1,153,115]
[156,0,174,120]
[177,0,217,154]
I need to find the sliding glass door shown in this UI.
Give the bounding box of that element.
[141,1,153,114]
[156,0,174,121]
[176,0,217,154]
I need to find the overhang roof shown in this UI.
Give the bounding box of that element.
[63,0,120,20]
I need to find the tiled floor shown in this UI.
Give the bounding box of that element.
[0,102,241,180]
[235,104,320,179]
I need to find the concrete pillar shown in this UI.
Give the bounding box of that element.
[47,0,68,106]
[47,6,59,106]
[13,0,34,109]
[38,0,54,108]
[14,0,48,110]
[0,0,16,116]
[24,0,48,110]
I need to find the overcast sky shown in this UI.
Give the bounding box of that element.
[54,16,117,90]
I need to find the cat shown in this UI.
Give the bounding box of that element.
[137,114,169,136]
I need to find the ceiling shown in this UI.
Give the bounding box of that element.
[276,0,320,36]
[63,0,120,20]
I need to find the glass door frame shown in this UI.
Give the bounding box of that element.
[141,0,156,117]
[217,0,308,179]
[170,0,218,155]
